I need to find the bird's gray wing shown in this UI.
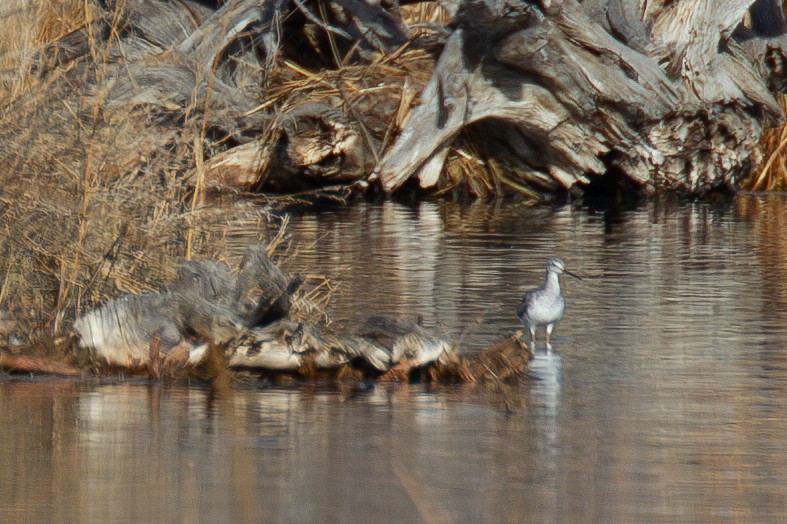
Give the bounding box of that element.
[517,289,535,322]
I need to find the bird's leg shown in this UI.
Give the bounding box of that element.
[529,326,536,350]
[545,323,554,351]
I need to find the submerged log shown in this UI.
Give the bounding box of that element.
[72,247,533,384]
[226,316,454,377]
[223,319,532,383]
[0,350,82,376]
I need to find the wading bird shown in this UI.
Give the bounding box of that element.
[517,257,581,349]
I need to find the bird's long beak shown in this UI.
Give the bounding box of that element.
[565,270,582,280]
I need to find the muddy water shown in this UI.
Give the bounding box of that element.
[4,195,787,522]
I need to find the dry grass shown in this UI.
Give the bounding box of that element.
[0,1,293,348]
[401,1,453,25]
[263,47,433,121]
[0,0,92,99]
[750,94,787,191]
[35,0,89,44]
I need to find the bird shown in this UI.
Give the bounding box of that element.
[517,257,581,349]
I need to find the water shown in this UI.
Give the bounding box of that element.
[3,195,787,522]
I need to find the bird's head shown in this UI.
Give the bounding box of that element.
[547,257,581,280]
[547,257,566,274]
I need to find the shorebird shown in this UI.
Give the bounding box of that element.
[517,257,581,348]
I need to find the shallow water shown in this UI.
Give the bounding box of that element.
[4,195,787,521]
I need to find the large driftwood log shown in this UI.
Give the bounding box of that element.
[376,0,787,195]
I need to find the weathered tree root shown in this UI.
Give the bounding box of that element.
[379,1,787,196]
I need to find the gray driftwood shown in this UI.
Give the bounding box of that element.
[72,245,456,377]
[72,247,528,384]
[24,0,786,198]
[376,0,787,195]
[74,246,295,368]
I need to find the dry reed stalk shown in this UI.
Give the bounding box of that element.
[187,47,224,259]
[318,0,344,67]
[750,94,787,190]
[266,213,290,255]
[401,2,453,26]
[187,132,207,260]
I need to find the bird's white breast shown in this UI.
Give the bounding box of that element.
[527,291,565,325]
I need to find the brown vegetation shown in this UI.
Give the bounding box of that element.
[0,1,289,348]
[751,95,787,190]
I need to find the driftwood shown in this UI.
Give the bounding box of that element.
[199,103,375,192]
[227,316,453,375]
[376,0,787,196]
[0,350,82,376]
[228,319,531,384]
[19,0,785,201]
[121,0,787,195]
[74,246,296,369]
[72,245,461,377]
[65,246,534,384]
